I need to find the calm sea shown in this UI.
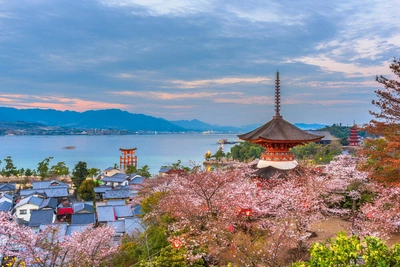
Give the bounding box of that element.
[0,134,239,175]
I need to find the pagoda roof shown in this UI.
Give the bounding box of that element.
[238,116,324,143]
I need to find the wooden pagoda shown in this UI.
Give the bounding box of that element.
[238,72,323,170]
[348,125,360,146]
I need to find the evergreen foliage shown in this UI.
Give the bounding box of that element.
[71,161,89,189]
[37,157,53,180]
[78,179,95,201]
[230,141,264,161]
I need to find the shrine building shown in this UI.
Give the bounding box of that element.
[238,72,323,171]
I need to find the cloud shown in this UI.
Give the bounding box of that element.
[168,76,271,89]
[163,105,194,109]
[97,0,212,16]
[111,90,242,100]
[214,96,273,105]
[0,94,129,111]
[292,56,388,77]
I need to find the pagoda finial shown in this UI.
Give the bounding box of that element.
[274,70,281,118]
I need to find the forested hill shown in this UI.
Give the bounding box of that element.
[0,107,185,132]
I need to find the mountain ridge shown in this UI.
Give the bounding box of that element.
[0,107,327,133]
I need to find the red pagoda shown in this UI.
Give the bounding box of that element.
[119,148,138,172]
[238,72,323,171]
[348,125,360,146]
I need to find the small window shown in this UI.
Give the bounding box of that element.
[20,209,27,215]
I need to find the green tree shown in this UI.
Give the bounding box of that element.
[25,168,33,177]
[137,165,151,178]
[37,157,53,180]
[292,231,400,266]
[3,156,17,177]
[126,165,137,175]
[71,161,89,190]
[77,179,95,201]
[49,161,69,177]
[87,167,100,178]
[230,142,264,162]
[212,147,225,161]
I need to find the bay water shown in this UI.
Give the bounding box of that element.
[0,134,239,175]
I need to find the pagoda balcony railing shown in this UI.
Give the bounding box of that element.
[261,151,295,161]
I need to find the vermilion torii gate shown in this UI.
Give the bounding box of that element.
[119,148,137,172]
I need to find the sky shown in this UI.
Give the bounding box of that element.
[0,0,399,127]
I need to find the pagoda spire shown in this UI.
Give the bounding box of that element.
[274,71,282,118]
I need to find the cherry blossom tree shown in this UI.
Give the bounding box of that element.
[0,212,118,267]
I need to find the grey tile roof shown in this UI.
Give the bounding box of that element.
[71,213,95,225]
[39,223,68,241]
[0,183,16,191]
[74,202,94,213]
[129,176,145,185]
[101,173,128,183]
[29,209,55,227]
[104,167,115,171]
[124,218,144,235]
[1,193,13,201]
[20,188,68,198]
[94,186,112,193]
[66,224,89,236]
[32,180,69,189]
[306,130,339,141]
[106,200,126,206]
[39,198,58,210]
[107,220,125,233]
[103,189,131,199]
[15,195,43,209]
[97,205,115,222]
[114,205,133,218]
[0,201,12,212]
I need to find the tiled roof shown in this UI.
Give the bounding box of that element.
[39,223,68,241]
[29,209,55,227]
[106,200,126,206]
[15,195,43,209]
[108,220,125,233]
[103,189,130,199]
[97,205,115,222]
[102,173,128,183]
[66,224,89,236]
[133,204,143,216]
[39,198,58,210]
[0,183,16,191]
[74,202,94,213]
[0,201,12,212]
[71,213,95,225]
[129,176,145,185]
[32,180,69,189]
[104,167,115,171]
[94,186,112,193]
[306,130,339,141]
[238,117,324,142]
[125,218,144,235]
[114,205,133,218]
[20,188,68,198]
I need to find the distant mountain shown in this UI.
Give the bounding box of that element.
[0,107,185,132]
[293,123,328,130]
[170,119,247,133]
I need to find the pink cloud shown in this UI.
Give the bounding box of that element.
[0,93,129,111]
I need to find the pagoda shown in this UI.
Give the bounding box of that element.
[348,125,360,146]
[238,72,323,171]
[119,148,138,172]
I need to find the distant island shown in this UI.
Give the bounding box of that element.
[0,107,327,136]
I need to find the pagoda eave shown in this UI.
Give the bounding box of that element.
[248,137,323,145]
